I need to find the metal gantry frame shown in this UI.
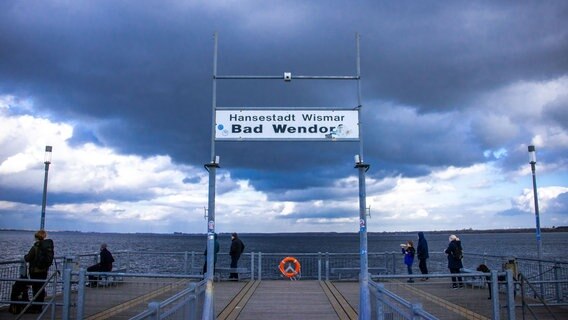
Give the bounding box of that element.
[203,32,370,319]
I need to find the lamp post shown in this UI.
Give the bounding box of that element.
[40,146,52,230]
[528,145,544,295]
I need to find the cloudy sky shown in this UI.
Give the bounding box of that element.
[1,1,567,234]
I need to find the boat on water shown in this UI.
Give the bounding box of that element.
[1,250,567,319]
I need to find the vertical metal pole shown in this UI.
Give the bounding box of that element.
[62,268,72,320]
[355,32,371,319]
[530,160,544,297]
[202,32,219,320]
[554,263,561,303]
[376,283,385,320]
[77,269,86,320]
[250,252,254,281]
[318,252,322,281]
[258,252,262,281]
[506,269,516,320]
[490,270,500,320]
[40,161,50,230]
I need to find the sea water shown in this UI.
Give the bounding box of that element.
[2,230,566,263]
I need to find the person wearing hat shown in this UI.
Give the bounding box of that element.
[229,233,245,280]
[445,234,464,288]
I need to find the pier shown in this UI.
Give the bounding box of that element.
[3,277,567,319]
[1,250,567,319]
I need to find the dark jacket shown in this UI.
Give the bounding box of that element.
[402,246,415,266]
[230,237,245,259]
[99,248,115,271]
[445,240,463,269]
[24,239,52,274]
[417,232,429,259]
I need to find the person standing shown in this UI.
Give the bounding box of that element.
[229,233,245,280]
[401,240,416,283]
[24,230,54,313]
[417,232,429,280]
[445,234,464,288]
[87,243,115,287]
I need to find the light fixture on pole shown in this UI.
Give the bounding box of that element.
[40,146,52,230]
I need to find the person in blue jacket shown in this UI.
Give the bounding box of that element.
[401,240,416,283]
[417,232,429,280]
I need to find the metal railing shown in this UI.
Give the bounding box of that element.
[1,251,568,319]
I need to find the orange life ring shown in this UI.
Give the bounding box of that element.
[279,256,301,278]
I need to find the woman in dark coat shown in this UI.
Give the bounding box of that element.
[416,232,429,280]
[445,234,464,288]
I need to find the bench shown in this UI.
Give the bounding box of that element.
[331,267,387,280]
[461,268,486,288]
[213,267,249,281]
[98,268,127,287]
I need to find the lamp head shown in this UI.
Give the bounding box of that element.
[528,145,536,164]
[44,146,53,164]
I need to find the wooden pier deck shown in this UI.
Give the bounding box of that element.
[2,279,566,319]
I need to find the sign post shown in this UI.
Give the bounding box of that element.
[204,33,370,319]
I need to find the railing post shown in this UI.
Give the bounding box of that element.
[148,301,160,320]
[554,262,561,303]
[258,252,262,281]
[391,252,397,274]
[318,252,322,281]
[376,283,384,320]
[76,268,86,320]
[191,251,196,274]
[62,268,72,320]
[251,252,255,281]
[490,270,500,320]
[326,252,330,281]
[411,302,423,320]
[184,251,188,274]
[505,269,516,320]
[127,251,131,272]
[187,282,197,320]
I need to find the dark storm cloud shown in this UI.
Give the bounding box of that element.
[1,0,567,202]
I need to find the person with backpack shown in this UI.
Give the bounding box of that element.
[87,243,115,287]
[445,234,464,288]
[24,230,54,313]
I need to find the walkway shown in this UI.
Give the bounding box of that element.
[2,279,566,319]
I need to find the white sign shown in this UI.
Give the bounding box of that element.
[215,109,359,141]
